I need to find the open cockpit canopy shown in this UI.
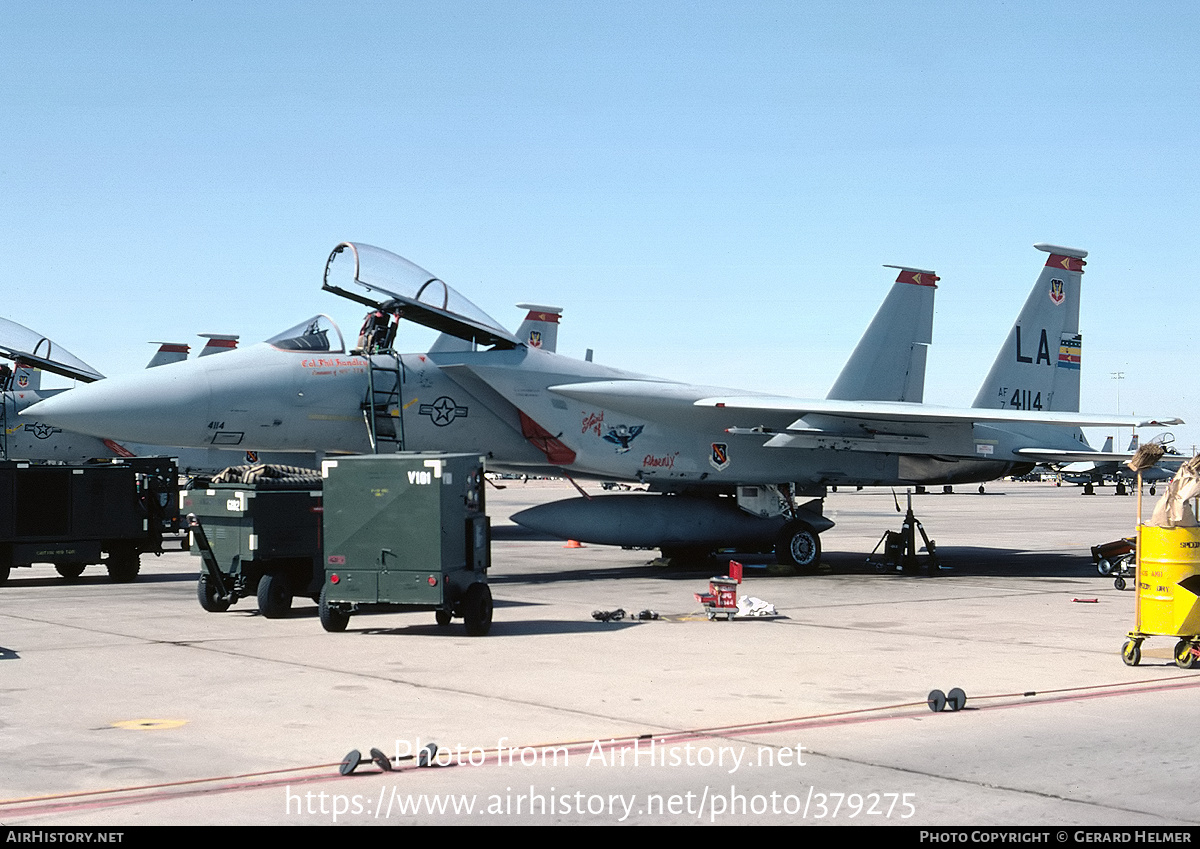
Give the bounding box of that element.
[322,242,519,349]
[0,316,104,383]
[265,314,345,352]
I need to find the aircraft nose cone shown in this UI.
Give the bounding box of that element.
[22,366,213,446]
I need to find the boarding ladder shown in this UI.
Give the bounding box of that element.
[363,350,405,453]
[0,392,8,460]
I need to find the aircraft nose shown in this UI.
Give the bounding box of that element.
[22,366,213,446]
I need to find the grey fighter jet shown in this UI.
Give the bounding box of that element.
[24,243,1179,566]
[1,318,309,471]
[0,316,117,462]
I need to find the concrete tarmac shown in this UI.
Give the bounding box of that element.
[1,480,1197,826]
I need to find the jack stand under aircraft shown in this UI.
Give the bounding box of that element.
[867,490,939,575]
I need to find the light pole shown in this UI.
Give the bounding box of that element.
[1111,371,1125,449]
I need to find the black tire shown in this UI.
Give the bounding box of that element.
[106,550,140,583]
[435,609,453,627]
[946,687,967,712]
[1122,639,1141,667]
[927,689,946,712]
[256,572,293,619]
[1115,576,1127,591]
[55,564,86,581]
[319,583,350,633]
[776,520,821,571]
[197,573,231,613]
[462,583,493,636]
[1174,639,1198,670]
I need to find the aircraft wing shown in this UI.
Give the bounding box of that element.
[322,242,521,349]
[694,394,1182,429]
[0,316,104,383]
[550,380,1180,429]
[548,380,1182,459]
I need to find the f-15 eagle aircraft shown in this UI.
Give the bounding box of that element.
[25,242,1179,567]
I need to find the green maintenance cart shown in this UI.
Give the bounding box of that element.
[318,453,491,635]
[183,465,323,618]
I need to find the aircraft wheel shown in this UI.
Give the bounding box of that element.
[55,564,86,581]
[462,583,493,636]
[256,573,293,619]
[1174,639,1198,670]
[197,573,231,613]
[776,520,821,571]
[319,583,350,633]
[105,548,140,583]
[1122,639,1141,666]
[1150,485,1157,496]
[435,609,453,627]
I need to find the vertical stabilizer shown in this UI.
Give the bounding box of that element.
[197,334,239,357]
[147,342,190,368]
[515,304,562,353]
[827,266,937,403]
[12,362,40,391]
[971,244,1086,412]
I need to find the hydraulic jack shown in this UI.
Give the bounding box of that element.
[867,491,939,575]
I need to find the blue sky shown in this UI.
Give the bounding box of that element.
[3,1,1197,451]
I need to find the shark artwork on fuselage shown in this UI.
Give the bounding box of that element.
[24,242,1182,567]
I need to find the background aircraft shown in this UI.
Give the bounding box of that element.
[25,242,1178,566]
[1,318,307,471]
[1058,434,1181,495]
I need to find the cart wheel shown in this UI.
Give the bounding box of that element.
[106,549,140,583]
[927,689,947,712]
[319,583,350,633]
[1097,558,1113,576]
[1114,576,1126,591]
[435,609,452,627]
[946,687,967,712]
[1122,639,1141,666]
[197,573,231,613]
[462,583,493,636]
[257,573,293,619]
[339,749,362,776]
[55,564,86,582]
[1174,639,1198,670]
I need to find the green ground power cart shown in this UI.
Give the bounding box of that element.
[318,453,491,635]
